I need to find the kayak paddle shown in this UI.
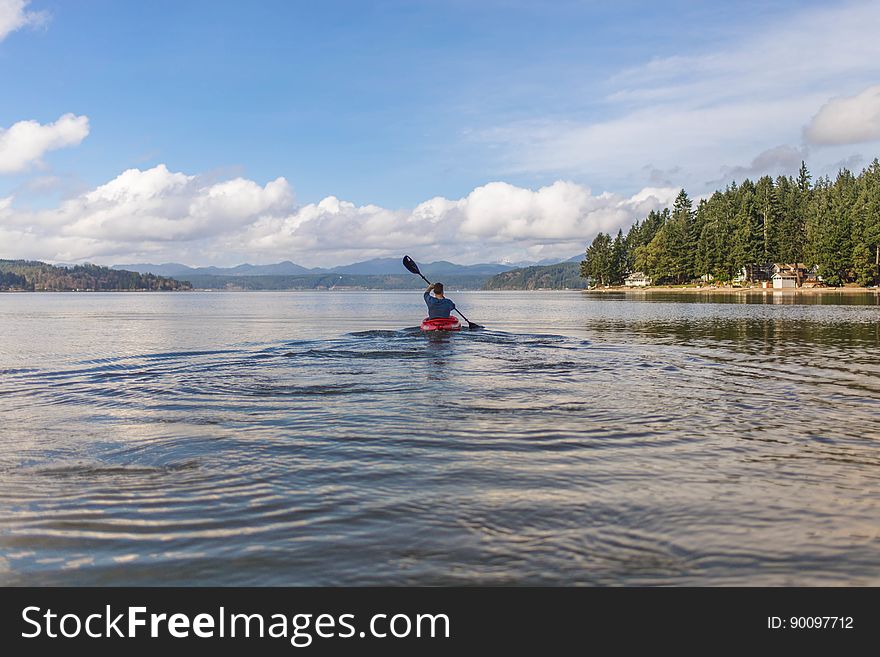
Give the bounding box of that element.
[402,255,483,330]
[402,255,431,285]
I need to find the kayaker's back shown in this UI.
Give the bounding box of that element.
[424,283,455,318]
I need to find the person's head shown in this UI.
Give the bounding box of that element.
[433,282,444,296]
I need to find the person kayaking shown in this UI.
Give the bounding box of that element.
[402,255,481,330]
[424,282,456,318]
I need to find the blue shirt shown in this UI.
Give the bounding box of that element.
[424,290,456,318]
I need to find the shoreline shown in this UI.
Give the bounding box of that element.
[584,286,880,294]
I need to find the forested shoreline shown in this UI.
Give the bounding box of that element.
[0,260,191,292]
[482,262,585,289]
[581,160,880,287]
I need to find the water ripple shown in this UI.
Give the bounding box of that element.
[1,292,879,585]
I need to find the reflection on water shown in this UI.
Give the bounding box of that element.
[585,290,880,305]
[0,291,879,585]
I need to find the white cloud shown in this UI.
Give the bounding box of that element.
[234,180,677,265]
[805,85,880,145]
[0,0,47,42]
[1,165,293,263]
[479,1,880,194]
[0,163,677,266]
[56,165,292,242]
[0,114,90,173]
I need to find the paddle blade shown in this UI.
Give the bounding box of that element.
[454,310,483,330]
[402,255,421,275]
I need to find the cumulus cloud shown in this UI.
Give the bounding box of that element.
[0,114,90,173]
[0,163,677,266]
[805,85,880,145]
[234,180,678,265]
[1,165,293,263]
[61,166,292,242]
[0,0,47,42]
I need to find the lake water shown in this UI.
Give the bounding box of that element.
[1,290,879,585]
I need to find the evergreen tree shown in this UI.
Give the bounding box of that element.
[792,161,812,263]
[671,189,696,277]
[774,162,812,266]
[581,232,614,285]
[806,176,835,282]
[695,192,731,281]
[754,175,781,262]
[774,175,802,264]
[694,198,713,279]
[852,159,880,285]
[646,218,689,283]
[732,179,763,280]
[610,229,626,284]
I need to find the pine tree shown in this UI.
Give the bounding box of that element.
[858,159,880,284]
[671,189,696,278]
[645,217,689,284]
[581,232,614,285]
[754,175,781,263]
[694,198,713,279]
[732,179,763,280]
[776,161,812,266]
[695,191,734,281]
[774,175,800,264]
[806,176,837,283]
[610,229,626,284]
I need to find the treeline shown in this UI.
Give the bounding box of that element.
[482,262,586,289]
[0,260,191,291]
[581,160,880,286]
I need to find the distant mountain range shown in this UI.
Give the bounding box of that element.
[112,261,313,277]
[105,254,586,291]
[325,257,514,277]
[0,255,587,291]
[112,255,576,278]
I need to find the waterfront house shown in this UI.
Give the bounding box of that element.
[772,271,797,288]
[624,272,652,287]
[772,263,813,288]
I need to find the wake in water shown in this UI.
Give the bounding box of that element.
[1,321,879,585]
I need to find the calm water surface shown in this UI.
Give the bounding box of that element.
[1,290,879,585]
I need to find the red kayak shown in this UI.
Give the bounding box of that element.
[420,316,461,332]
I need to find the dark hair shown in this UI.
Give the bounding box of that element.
[433,282,444,295]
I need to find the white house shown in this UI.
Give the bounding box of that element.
[772,272,797,288]
[772,263,812,288]
[624,272,652,287]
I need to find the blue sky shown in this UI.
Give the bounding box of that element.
[1,0,879,266]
